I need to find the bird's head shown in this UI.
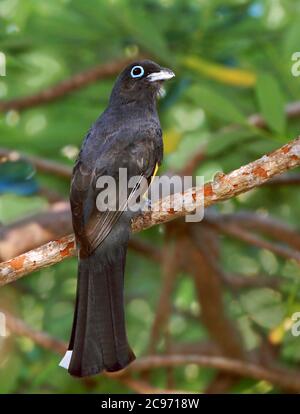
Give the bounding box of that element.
[109,60,175,106]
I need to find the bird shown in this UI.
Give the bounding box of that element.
[59,60,175,377]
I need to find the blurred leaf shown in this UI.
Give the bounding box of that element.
[255,73,286,135]
[0,356,21,393]
[0,194,46,223]
[190,85,246,124]
[206,129,254,156]
[183,55,256,87]
[110,0,172,62]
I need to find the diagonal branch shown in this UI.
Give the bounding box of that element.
[0,202,72,260]
[248,101,300,129]
[1,136,300,286]
[0,202,161,264]
[132,137,300,231]
[222,272,281,289]
[0,57,137,112]
[3,311,66,355]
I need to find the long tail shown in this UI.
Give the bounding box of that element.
[60,236,135,377]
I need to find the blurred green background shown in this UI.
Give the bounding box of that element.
[1,0,300,394]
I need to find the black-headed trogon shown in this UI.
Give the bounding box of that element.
[59,60,175,377]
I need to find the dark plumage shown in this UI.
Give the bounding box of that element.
[60,60,174,377]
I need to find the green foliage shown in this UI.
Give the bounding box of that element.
[240,288,285,329]
[1,0,300,394]
[255,72,286,135]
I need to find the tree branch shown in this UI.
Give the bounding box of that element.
[263,173,300,186]
[0,148,72,179]
[186,224,245,393]
[131,137,300,231]
[208,211,300,250]
[186,225,245,359]
[148,239,180,353]
[1,309,196,394]
[0,203,161,264]
[1,136,300,286]
[0,234,75,286]
[4,309,300,393]
[129,355,300,393]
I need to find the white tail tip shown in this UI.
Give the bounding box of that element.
[59,350,73,370]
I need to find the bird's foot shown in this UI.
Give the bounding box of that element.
[142,196,152,211]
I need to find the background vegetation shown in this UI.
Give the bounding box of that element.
[1,0,300,393]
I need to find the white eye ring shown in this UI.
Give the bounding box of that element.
[130,65,144,78]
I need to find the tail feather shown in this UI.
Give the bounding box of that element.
[61,238,135,377]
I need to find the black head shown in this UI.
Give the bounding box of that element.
[109,60,175,106]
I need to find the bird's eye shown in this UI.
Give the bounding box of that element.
[130,65,144,78]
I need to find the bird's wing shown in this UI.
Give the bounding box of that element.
[70,127,162,256]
